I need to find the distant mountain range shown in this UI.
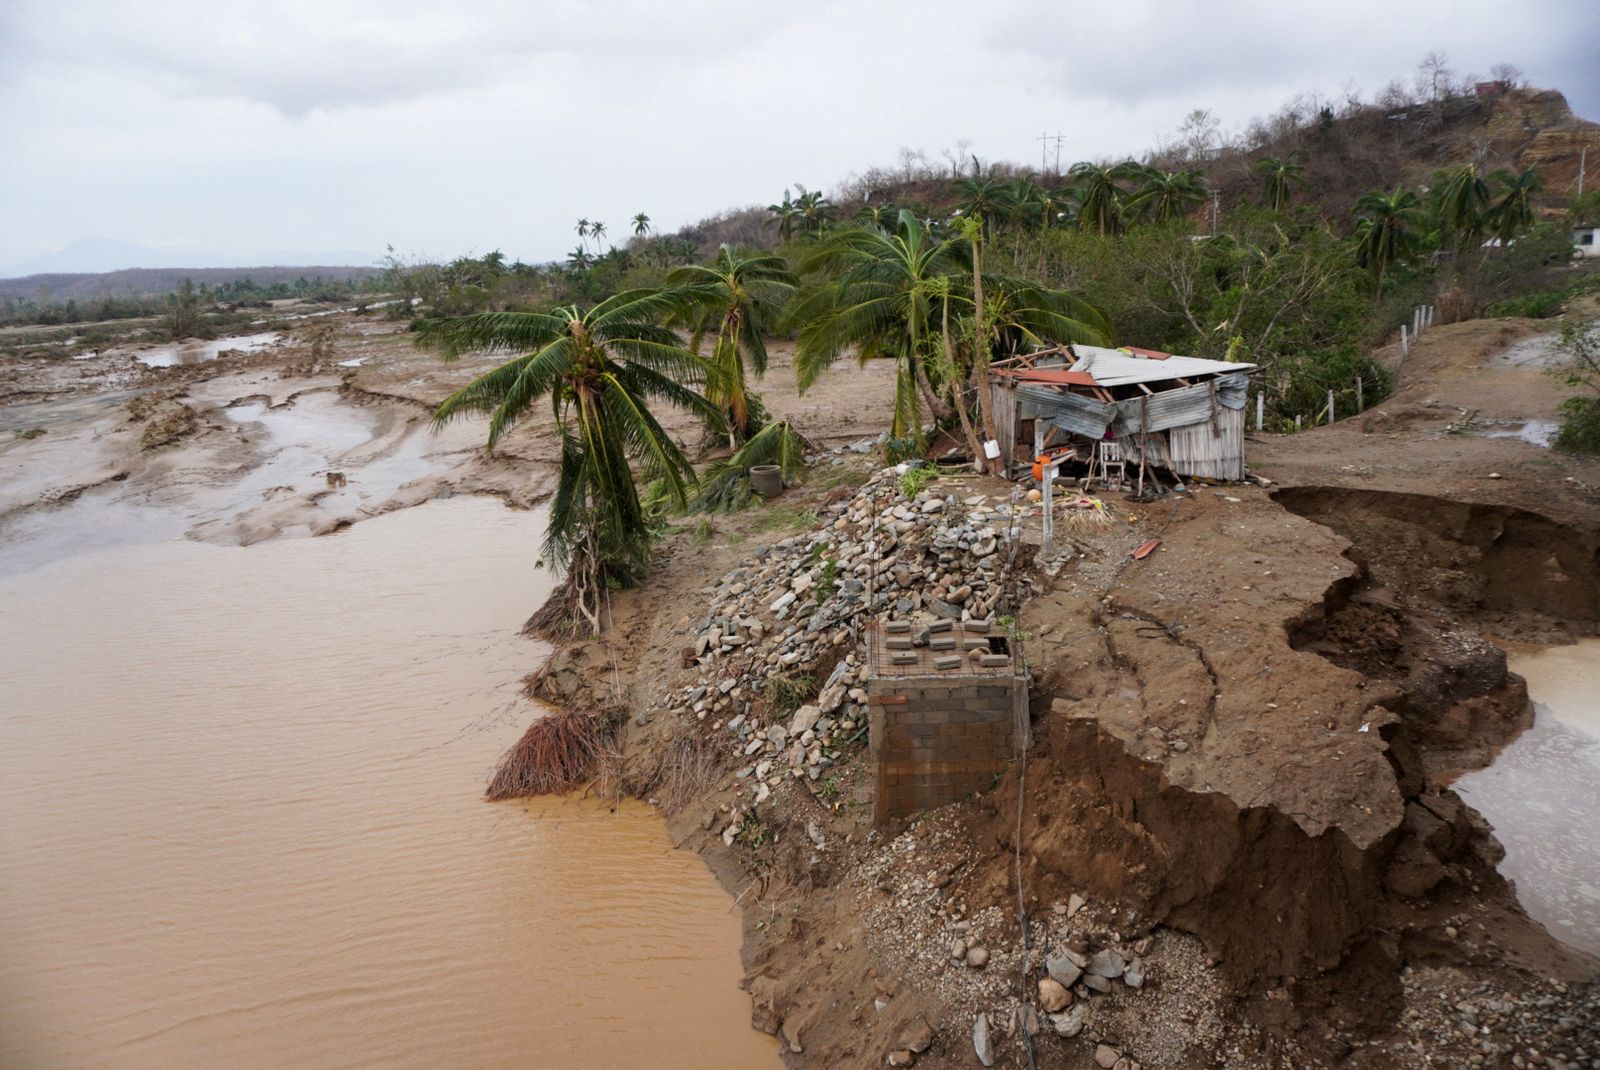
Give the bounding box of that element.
[0,264,386,302]
[3,237,380,281]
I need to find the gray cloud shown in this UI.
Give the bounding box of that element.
[0,0,1595,274]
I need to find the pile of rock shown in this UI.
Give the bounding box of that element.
[651,470,1029,814]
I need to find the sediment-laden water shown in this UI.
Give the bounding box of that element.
[0,497,775,1069]
[1456,640,1600,956]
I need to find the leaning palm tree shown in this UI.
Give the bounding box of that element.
[632,212,652,237]
[418,292,720,636]
[791,210,1108,445]
[1353,187,1423,298]
[1253,151,1307,211]
[575,218,591,251]
[665,245,798,443]
[1487,166,1543,245]
[1126,168,1208,224]
[1437,163,1492,255]
[589,221,608,248]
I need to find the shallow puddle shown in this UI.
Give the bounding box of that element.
[134,331,283,367]
[1456,640,1600,955]
[0,497,775,1069]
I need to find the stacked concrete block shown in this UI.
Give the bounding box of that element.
[867,674,1028,826]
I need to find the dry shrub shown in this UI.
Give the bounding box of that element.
[632,734,725,814]
[486,711,605,800]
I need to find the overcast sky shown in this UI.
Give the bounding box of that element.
[1,0,1596,275]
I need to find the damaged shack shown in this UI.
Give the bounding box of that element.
[990,344,1257,482]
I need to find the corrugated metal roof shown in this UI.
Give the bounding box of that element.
[993,367,1099,387]
[1068,345,1256,387]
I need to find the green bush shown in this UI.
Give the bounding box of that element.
[1554,396,1600,454]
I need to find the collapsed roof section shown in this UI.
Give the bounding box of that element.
[989,343,1258,480]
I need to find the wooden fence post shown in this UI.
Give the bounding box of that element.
[1356,375,1364,412]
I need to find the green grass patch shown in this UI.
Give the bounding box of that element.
[898,465,937,498]
[752,503,820,534]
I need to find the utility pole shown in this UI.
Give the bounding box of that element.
[1036,131,1065,175]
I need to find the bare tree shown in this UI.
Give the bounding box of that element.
[940,138,974,179]
[1176,107,1221,163]
[1490,62,1525,88]
[1416,51,1454,103]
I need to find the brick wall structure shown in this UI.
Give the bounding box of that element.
[865,620,1028,826]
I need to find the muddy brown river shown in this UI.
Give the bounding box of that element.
[0,497,776,1069]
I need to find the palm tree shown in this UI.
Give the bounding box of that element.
[418,292,719,636]
[791,210,1108,444]
[590,220,608,248]
[1437,163,1492,253]
[1002,176,1046,231]
[665,245,798,443]
[575,218,591,252]
[1126,168,1208,224]
[767,191,800,242]
[1253,151,1307,211]
[1353,187,1423,297]
[566,247,593,271]
[855,201,897,230]
[1488,166,1543,245]
[632,212,652,237]
[794,186,834,235]
[955,159,1011,234]
[1067,162,1133,236]
[1036,186,1069,230]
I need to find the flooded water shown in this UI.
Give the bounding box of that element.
[1456,641,1600,956]
[133,331,283,367]
[0,496,775,1069]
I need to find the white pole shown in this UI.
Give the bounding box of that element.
[1327,389,1335,425]
[1041,463,1054,560]
[1356,375,1364,412]
[1427,304,1435,329]
[1255,392,1264,432]
[1401,324,1409,359]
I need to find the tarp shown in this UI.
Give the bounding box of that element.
[1068,345,1256,387]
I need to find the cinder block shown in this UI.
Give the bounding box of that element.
[926,619,954,633]
[885,636,913,650]
[929,636,957,650]
[884,620,912,634]
[892,653,919,665]
[934,655,962,670]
